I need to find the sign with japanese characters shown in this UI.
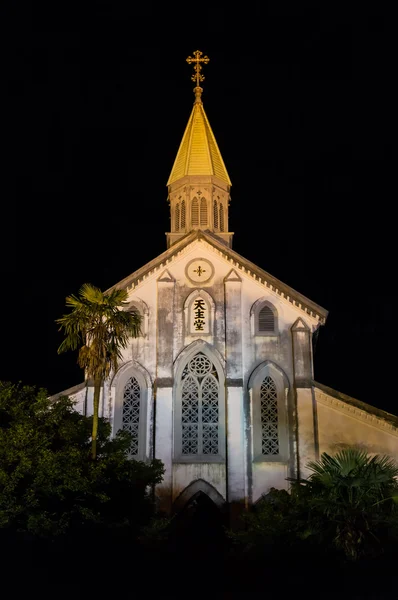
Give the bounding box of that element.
[191,297,209,333]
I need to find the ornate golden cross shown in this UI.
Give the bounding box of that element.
[186,50,210,87]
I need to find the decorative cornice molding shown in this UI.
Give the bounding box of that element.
[315,387,398,437]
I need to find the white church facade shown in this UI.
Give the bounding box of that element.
[56,54,398,516]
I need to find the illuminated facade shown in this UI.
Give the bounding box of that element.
[57,52,398,516]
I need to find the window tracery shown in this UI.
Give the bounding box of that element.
[122,376,141,456]
[181,353,219,456]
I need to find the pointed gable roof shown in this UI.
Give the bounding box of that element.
[108,230,328,324]
[167,95,231,186]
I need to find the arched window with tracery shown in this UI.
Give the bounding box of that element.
[213,200,219,229]
[180,199,186,229]
[122,376,141,456]
[200,198,208,225]
[219,203,224,231]
[114,367,148,461]
[175,203,180,232]
[175,351,225,461]
[192,198,199,225]
[249,362,288,462]
[260,376,279,455]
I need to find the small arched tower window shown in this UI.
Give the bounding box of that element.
[213,200,219,229]
[180,199,186,229]
[200,197,207,225]
[175,203,180,232]
[192,198,199,225]
[259,305,275,332]
[219,203,224,232]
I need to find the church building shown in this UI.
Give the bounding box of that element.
[56,52,398,516]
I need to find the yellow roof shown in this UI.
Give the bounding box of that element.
[167,96,231,186]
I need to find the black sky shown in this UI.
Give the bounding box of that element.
[4,5,395,414]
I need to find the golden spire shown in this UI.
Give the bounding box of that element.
[186,50,209,103]
[167,50,231,187]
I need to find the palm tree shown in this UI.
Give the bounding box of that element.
[306,448,398,559]
[57,283,141,459]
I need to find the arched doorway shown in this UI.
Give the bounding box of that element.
[173,491,226,556]
[171,480,227,557]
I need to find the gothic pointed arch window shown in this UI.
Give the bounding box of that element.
[175,350,225,462]
[213,199,219,229]
[219,203,224,232]
[249,362,288,462]
[251,300,278,336]
[180,199,186,230]
[122,376,141,456]
[123,300,146,337]
[175,203,180,232]
[259,305,275,332]
[114,368,148,460]
[192,198,199,225]
[200,197,208,225]
[260,376,279,455]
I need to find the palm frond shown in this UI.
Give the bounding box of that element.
[308,448,374,481]
[56,283,142,377]
[106,287,129,306]
[79,283,105,305]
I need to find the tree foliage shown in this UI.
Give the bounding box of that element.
[231,449,398,562]
[0,381,164,540]
[304,448,398,559]
[56,283,141,458]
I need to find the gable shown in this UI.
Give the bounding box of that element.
[107,230,328,326]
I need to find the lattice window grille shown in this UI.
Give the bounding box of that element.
[192,198,199,225]
[122,377,141,455]
[260,376,279,455]
[181,353,219,455]
[213,200,218,229]
[259,306,275,332]
[200,198,208,225]
[219,203,224,232]
[181,199,186,229]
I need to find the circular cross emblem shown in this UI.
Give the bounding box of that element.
[185,258,214,284]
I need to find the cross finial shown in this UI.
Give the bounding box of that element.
[186,50,210,102]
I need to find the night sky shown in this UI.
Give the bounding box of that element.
[4,6,395,414]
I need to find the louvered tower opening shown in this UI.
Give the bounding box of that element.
[258,306,275,332]
[192,198,199,225]
[181,200,186,229]
[200,198,207,225]
[213,200,219,229]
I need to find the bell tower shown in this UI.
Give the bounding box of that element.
[166,51,233,248]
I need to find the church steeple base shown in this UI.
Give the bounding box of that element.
[166,231,234,249]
